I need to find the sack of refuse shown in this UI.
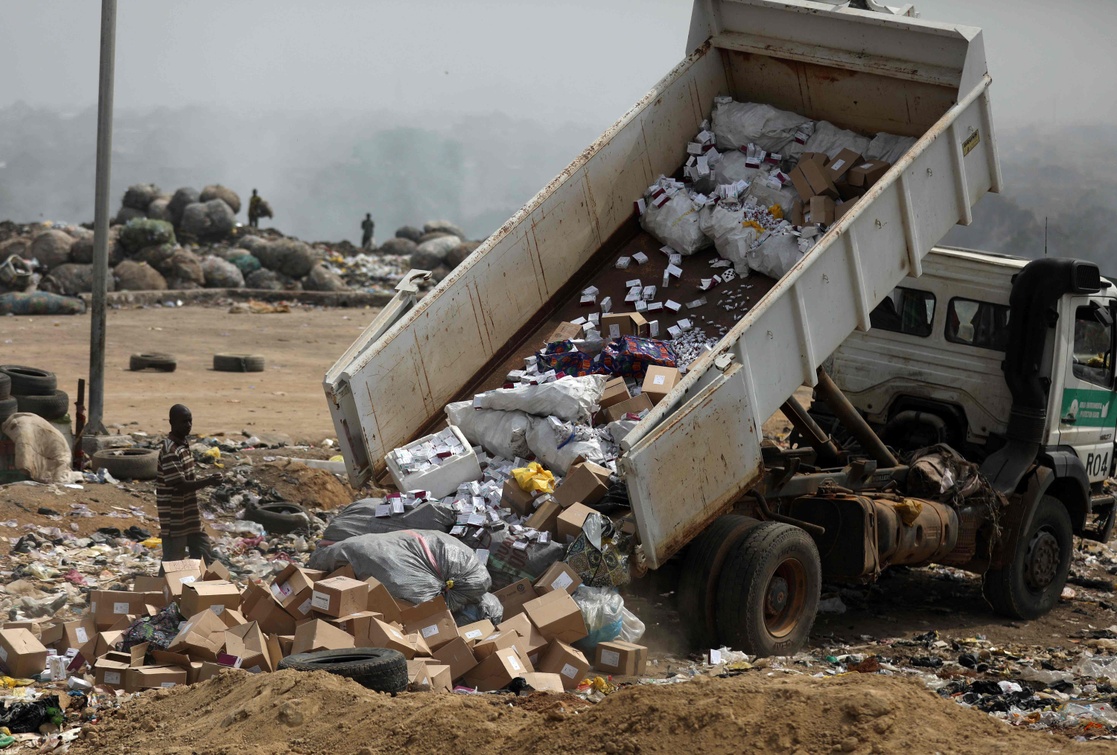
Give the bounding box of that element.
[452,592,504,626]
[803,120,872,160]
[446,402,532,460]
[2,413,72,483]
[307,529,491,612]
[711,97,811,153]
[535,340,595,377]
[527,417,617,474]
[699,202,758,275]
[867,131,917,164]
[747,227,806,279]
[639,177,711,256]
[320,498,456,544]
[713,149,765,188]
[571,585,625,653]
[745,171,797,216]
[472,374,607,424]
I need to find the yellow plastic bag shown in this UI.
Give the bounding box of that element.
[140,537,162,549]
[512,462,555,494]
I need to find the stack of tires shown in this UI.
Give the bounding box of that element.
[0,366,69,423]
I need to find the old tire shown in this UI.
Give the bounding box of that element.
[983,494,1073,619]
[0,365,57,396]
[715,521,821,657]
[14,390,69,421]
[213,353,265,373]
[91,448,160,480]
[129,353,177,372]
[677,514,761,650]
[278,648,408,693]
[244,501,311,535]
[0,373,9,400]
[0,397,17,424]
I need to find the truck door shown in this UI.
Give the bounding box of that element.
[1054,296,1117,482]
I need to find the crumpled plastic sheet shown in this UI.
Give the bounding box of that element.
[472,375,607,424]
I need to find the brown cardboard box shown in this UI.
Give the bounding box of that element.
[89,590,159,630]
[800,152,830,167]
[790,199,805,226]
[557,503,595,543]
[133,575,166,598]
[160,559,206,601]
[554,461,611,508]
[291,619,356,655]
[524,498,562,535]
[493,579,538,620]
[537,640,590,691]
[58,616,97,654]
[462,646,532,691]
[197,661,247,683]
[824,148,863,183]
[38,620,64,649]
[90,629,124,660]
[501,478,538,517]
[641,365,680,406]
[204,560,233,582]
[243,582,297,636]
[457,620,495,647]
[612,640,649,675]
[522,590,588,644]
[471,629,520,660]
[151,648,193,670]
[835,199,858,222]
[407,660,454,692]
[224,622,277,672]
[310,576,369,619]
[808,195,835,226]
[847,159,891,188]
[594,640,647,675]
[212,608,248,628]
[423,662,453,693]
[407,632,432,658]
[400,597,458,651]
[124,665,187,693]
[521,671,565,693]
[836,178,866,202]
[363,618,416,659]
[788,165,814,202]
[533,561,582,596]
[604,393,653,423]
[333,611,383,637]
[180,581,242,617]
[495,613,548,666]
[325,565,356,581]
[798,159,839,200]
[600,312,648,340]
[94,657,130,689]
[0,628,47,678]
[365,577,403,624]
[432,637,478,682]
[270,564,321,619]
[546,321,583,344]
[598,377,631,410]
[167,609,229,661]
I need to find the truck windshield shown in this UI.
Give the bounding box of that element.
[870,287,935,337]
[945,298,1010,351]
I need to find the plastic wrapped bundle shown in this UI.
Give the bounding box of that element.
[711,98,811,153]
[473,375,607,423]
[639,178,711,256]
[446,401,532,460]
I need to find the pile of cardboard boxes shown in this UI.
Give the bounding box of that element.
[788,150,891,227]
[500,458,616,543]
[0,553,647,696]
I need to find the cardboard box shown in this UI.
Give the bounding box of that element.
[824,148,863,183]
[641,365,680,406]
[432,637,478,681]
[598,377,631,410]
[790,199,805,226]
[310,576,369,619]
[224,622,278,673]
[808,195,835,226]
[270,564,321,619]
[788,165,814,202]
[557,503,595,543]
[799,152,830,167]
[124,665,187,693]
[847,159,890,188]
[204,560,233,582]
[167,609,229,661]
[400,597,458,651]
[494,579,538,620]
[613,640,649,675]
[600,312,648,340]
[501,478,539,517]
[38,620,64,649]
[363,618,416,659]
[94,657,130,689]
[197,661,248,683]
[333,611,383,637]
[58,616,97,655]
[133,575,166,597]
[495,613,548,666]
[180,580,242,617]
[0,628,47,678]
[524,498,562,535]
[537,640,590,690]
[522,590,588,644]
[835,199,858,223]
[291,619,355,656]
[423,663,453,693]
[365,577,403,624]
[604,393,653,423]
[458,620,495,647]
[243,582,297,636]
[91,629,124,660]
[521,671,565,693]
[546,322,583,344]
[554,461,612,508]
[471,629,520,660]
[533,562,582,596]
[325,565,356,581]
[798,159,839,200]
[594,640,647,676]
[407,632,432,658]
[160,559,206,601]
[89,590,159,630]
[462,646,532,692]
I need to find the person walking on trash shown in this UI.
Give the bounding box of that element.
[247,188,272,228]
[157,404,223,563]
[361,213,375,250]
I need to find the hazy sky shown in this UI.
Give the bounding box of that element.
[1,0,1114,132]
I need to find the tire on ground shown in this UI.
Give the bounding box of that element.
[714,521,821,657]
[213,354,265,373]
[278,648,408,693]
[677,514,761,650]
[0,373,10,400]
[0,396,17,424]
[0,365,57,396]
[982,494,1073,619]
[14,390,70,421]
[244,501,312,535]
[129,353,178,372]
[92,448,160,480]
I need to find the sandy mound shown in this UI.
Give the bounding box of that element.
[72,668,1117,755]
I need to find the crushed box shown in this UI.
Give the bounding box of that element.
[224,622,278,673]
[537,640,590,691]
[522,590,588,644]
[521,671,565,693]
[243,582,297,636]
[311,576,369,619]
[167,609,229,661]
[546,321,584,344]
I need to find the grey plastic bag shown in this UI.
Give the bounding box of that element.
[321,499,456,543]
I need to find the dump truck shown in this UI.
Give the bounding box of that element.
[321,0,1089,656]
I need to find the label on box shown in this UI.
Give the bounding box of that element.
[600,649,621,668]
[271,582,292,599]
[709,648,723,664]
[561,663,578,678]
[389,628,406,640]
[75,627,89,644]
[311,591,331,611]
[830,159,847,173]
[551,572,573,591]
[508,655,523,672]
[653,375,666,386]
[464,629,484,641]
[104,671,120,685]
[113,602,130,614]
[608,324,620,339]
[421,625,440,639]
[160,682,177,688]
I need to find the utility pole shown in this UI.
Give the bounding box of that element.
[87,0,117,436]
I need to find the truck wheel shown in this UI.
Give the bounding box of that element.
[982,494,1072,619]
[715,522,821,657]
[677,515,760,650]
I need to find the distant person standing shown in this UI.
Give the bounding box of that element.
[361,213,375,250]
[157,404,222,563]
[247,188,272,228]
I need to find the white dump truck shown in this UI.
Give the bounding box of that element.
[323,0,1104,656]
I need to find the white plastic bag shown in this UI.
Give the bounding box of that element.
[2,413,71,483]
[473,375,607,424]
[747,229,805,279]
[803,121,872,159]
[526,416,617,473]
[698,203,757,274]
[866,132,916,164]
[446,402,532,460]
[745,172,797,215]
[640,189,711,256]
[619,607,646,643]
[571,586,625,651]
[712,150,764,188]
[711,98,810,153]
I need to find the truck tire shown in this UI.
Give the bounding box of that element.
[0,373,10,400]
[982,494,1073,619]
[715,521,821,657]
[0,396,17,424]
[278,648,408,693]
[14,390,69,421]
[129,353,177,372]
[243,501,312,535]
[0,365,57,396]
[213,354,265,372]
[91,448,160,480]
[677,514,761,649]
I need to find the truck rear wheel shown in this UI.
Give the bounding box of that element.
[677,515,760,649]
[715,522,821,657]
[982,494,1072,619]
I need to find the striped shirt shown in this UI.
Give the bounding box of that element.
[156,437,202,537]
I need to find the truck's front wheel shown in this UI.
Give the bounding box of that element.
[715,522,821,657]
[982,494,1073,619]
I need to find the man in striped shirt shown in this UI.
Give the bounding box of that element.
[157,404,222,562]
